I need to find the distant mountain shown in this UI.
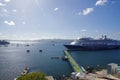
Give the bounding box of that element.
[0,40,10,45]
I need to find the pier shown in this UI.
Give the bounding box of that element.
[64,50,83,73]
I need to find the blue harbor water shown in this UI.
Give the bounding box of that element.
[0,40,120,80]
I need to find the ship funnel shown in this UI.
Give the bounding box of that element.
[102,35,107,40]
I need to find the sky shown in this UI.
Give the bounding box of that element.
[0,0,120,40]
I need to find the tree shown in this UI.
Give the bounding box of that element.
[17,72,48,80]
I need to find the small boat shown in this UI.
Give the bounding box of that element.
[21,66,29,76]
[26,50,30,52]
[51,57,60,59]
[52,44,55,46]
[14,67,29,79]
[25,44,30,46]
[39,50,43,52]
[62,56,68,61]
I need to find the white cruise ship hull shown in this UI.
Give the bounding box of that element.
[64,45,120,51]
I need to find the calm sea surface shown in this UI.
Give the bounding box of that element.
[0,40,120,80]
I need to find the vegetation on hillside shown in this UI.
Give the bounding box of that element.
[17,72,48,80]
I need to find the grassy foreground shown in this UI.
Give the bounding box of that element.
[17,72,48,80]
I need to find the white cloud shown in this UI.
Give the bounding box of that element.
[95,30,99,32]
[111,1,120,4]
[4,0,11,3]
[54,8,59,11]
[76,12,81,16]
[12,34,17,37]
[76,0,108,16]
[0,32,2,35]
[0,8,9,17]
[80,29,87,32]
[4,20,15,26]
[12,9,17,12]
[2,8,8,13]
[0,35,7,39]
[0,2,6,6]
[35,0,40,8]
[22,21,26,24]
[95,0,108,6]
[82,8,94,15]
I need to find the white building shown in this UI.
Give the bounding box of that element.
[107,63,118,74]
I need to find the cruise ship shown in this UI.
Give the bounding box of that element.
[64,35,120,50]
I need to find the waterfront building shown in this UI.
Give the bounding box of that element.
[107,63,118,74]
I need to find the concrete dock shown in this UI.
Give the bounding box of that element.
[64,50,83,73]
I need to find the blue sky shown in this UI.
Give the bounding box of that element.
[0,0,120,40]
